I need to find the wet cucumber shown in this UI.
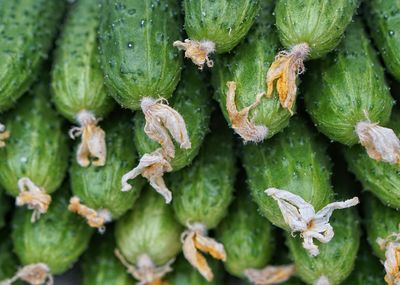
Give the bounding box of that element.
[0,231,19,283]
[69,112,144,231]
[212,1,291,143]
[52,0,115,167]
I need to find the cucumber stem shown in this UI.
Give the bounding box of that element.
[0,263,53,285]
[173,39,215,70]
[0,123,9,147]
[244,264,296,285]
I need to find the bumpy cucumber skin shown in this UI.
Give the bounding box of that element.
[242,118,333,231]
[0,81,69,197]
[115,190,183,266]
[275,0,358,59]
[0,188,10,229]
[305,20,393,146]
[216,192,274,278]
[0,233,19,282]
[183,0,260,53]
[52,0,114,122]
[12,189,94,275]
[171,128,236,229]
[134,65,211,171]
[364,194,400,260]
[287,210,360,285]
[70,113,143,219]
[212,2,291,140]
[0,0,65,112]
[83,230,135,285]
[365,0,400,81]
[99,0,182,110]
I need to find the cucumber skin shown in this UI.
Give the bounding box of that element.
[0,81,69,197]
[305,20,393,146]
[275,0,358,59]
[182,0,260,53]
[212,2,291,140]
[134,65,211,171]
[242,117,333,231]
[99,0,182,110]
[115,190,183,266]
[365,0,400,81]
[287,210,360,285]
[12,189,94,275]
[216,191,274,278]
[52,0,114,122]
[0,0,65,112]
[70,112,143,219]
[0,232,19,282]
[171,127,236,229]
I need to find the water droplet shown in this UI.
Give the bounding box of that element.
[20,157,27,163]
[202,11,206,17]
[127,41,134,49]
[140,19,146,27]
[389,30,395,36]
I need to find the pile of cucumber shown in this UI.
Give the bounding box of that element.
[1,0,400,284]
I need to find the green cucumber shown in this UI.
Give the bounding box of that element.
[99,0,182,110]
[0,231,19,283]
[212,1,291,143]
[69,112,144,230]
[82,230,135,285]
[115,190,183,284]
[174,0,260,68]
[365,0,400,81]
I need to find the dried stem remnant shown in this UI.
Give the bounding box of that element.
[226,81,268,143]
[115,250,173,285]
[0,263,53,285]
[265,188,359,256]
[355,121,400,164]
[0,123,9,147]
[69,110,106,167]
[16,177,51,223]
[182,223,226,281]
[377,232,400,285]
[244,264,295,285]
[173,39,215,70]
[266,43,310,113]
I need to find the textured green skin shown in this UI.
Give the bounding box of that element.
[242,117,333,231]
[0,232,19,282]
[12,189,94,275]
[216,191,274,278]
[134,65,211,171]
[83,230,135,285]
[115,190,183,266]
[99,0,182,110]
[0,0,65,112]
[0,81,69,197]
[70,113,143,220]
[365,0,400,81]
[364,194,400,260]
[0,188,9,229]
[171,128,236,229]
[275,0,358,59]
[344,77,400,209]
[52,0,114,122]
[304,20,393,146]
[183,0,260,53]
[212,2,291,140]
[287,210,360,285]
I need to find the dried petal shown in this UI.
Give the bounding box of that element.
[225,81,268,142]
[173,39,215,70]
[0,263,53,285]
[314,276,330,285]
[0,123,9,148]
[265,188,359,256]
[376,234,400,285]
[355,121,400,164]
[244,264,296,285]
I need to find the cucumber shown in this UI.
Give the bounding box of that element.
[266,0,358,113]
[173,0,260,69]
[52,0,115,167]
[212,1,291,143]
[305,20,398,165]
[82,230,135,285]
[126,65,211,202]
[0,79,69,221]
[365,0,400,81]
[8,188,93,284]
[69,112,144,231]
[171,125,236,281]
[0,231,19,283]
[115,190,183,284]
[0,188,10,229]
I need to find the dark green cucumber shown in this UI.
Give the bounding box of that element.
[365,0,400,81]
[0,0,65,112]
[0,230,19,282]
[304,20,393,146]
[99,0,182,110]
[52,0,114,122]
